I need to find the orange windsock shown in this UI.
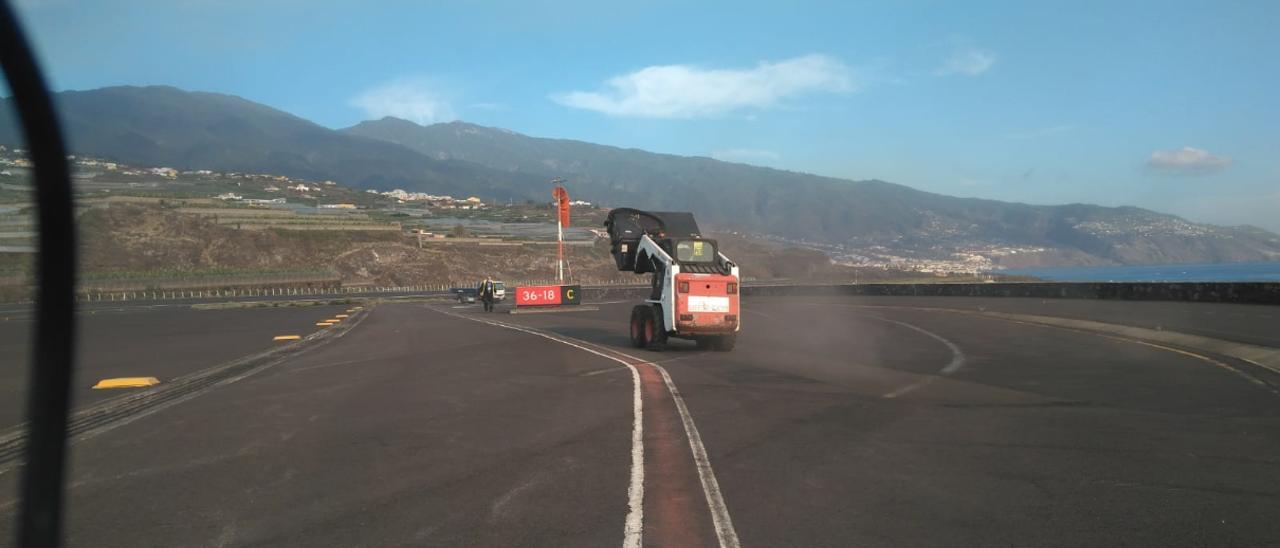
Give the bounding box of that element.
[553,186,570,227]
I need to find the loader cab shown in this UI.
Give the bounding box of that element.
[673,239,715,264]
[641,237,732,299]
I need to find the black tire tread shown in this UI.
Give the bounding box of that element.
[629,305,648,348]
[647,305,667,351]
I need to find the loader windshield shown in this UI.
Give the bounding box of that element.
[675,239,716,263]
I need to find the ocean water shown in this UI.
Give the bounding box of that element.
[997,262,1280,282]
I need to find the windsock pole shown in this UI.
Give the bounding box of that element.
[552,178,565,283]
[557,213,564,283]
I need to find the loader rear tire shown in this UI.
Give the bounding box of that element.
[629,305,648,348]
[646,306,667,352]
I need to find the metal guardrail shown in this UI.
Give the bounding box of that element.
[737,282,1280,305]
[4,280,1279,305]
[73,284,449,302]
[65,278,646,303]
[576,281,1280,306]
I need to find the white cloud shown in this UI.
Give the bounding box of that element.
[937,48,995,76]
[552,54,855,118]
[710,148,781,164]
[1146,146,1232,175]
[351,78,455,125]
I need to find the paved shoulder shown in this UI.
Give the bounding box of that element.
[0,303,637,547]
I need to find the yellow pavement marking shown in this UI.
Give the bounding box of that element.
[273,335,302,341]
[326,318,342,323]
[335,314,349,318]
[316,322,334,327]
[92,377,160,389]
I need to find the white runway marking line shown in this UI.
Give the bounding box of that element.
[872,316,966,399]
[433,307,742,548]
[432,308,645,548]
[872,317,966,374]
[996,317,1280,397]
[786,303,967,398]
[817,301,1280,397]
[653,364,742,548]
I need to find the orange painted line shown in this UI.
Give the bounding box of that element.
[637,362,716,547]
[432,309,739,547]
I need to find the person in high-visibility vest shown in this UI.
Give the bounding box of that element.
[477,277,496,312]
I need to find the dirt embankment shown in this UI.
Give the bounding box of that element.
[328,241,630,286]
[59,203,949,291]
[77,204,632,287]
[80,203,397,274]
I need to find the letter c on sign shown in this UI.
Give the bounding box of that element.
[565,288,574,300]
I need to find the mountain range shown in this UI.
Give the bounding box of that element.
[3,85,1278,267]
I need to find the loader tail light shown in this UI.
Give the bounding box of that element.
[679,314,694,322]
[727,283,737,294]
[678,281,689,293]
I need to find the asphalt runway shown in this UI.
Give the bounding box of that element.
[0,304,353,429]
[0,295,1277,547]
[804,295,1280,348]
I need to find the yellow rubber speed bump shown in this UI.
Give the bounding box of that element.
[92,377,159,390]
[273,335,302,341]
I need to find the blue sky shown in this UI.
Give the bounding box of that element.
[13,0,1280,231]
